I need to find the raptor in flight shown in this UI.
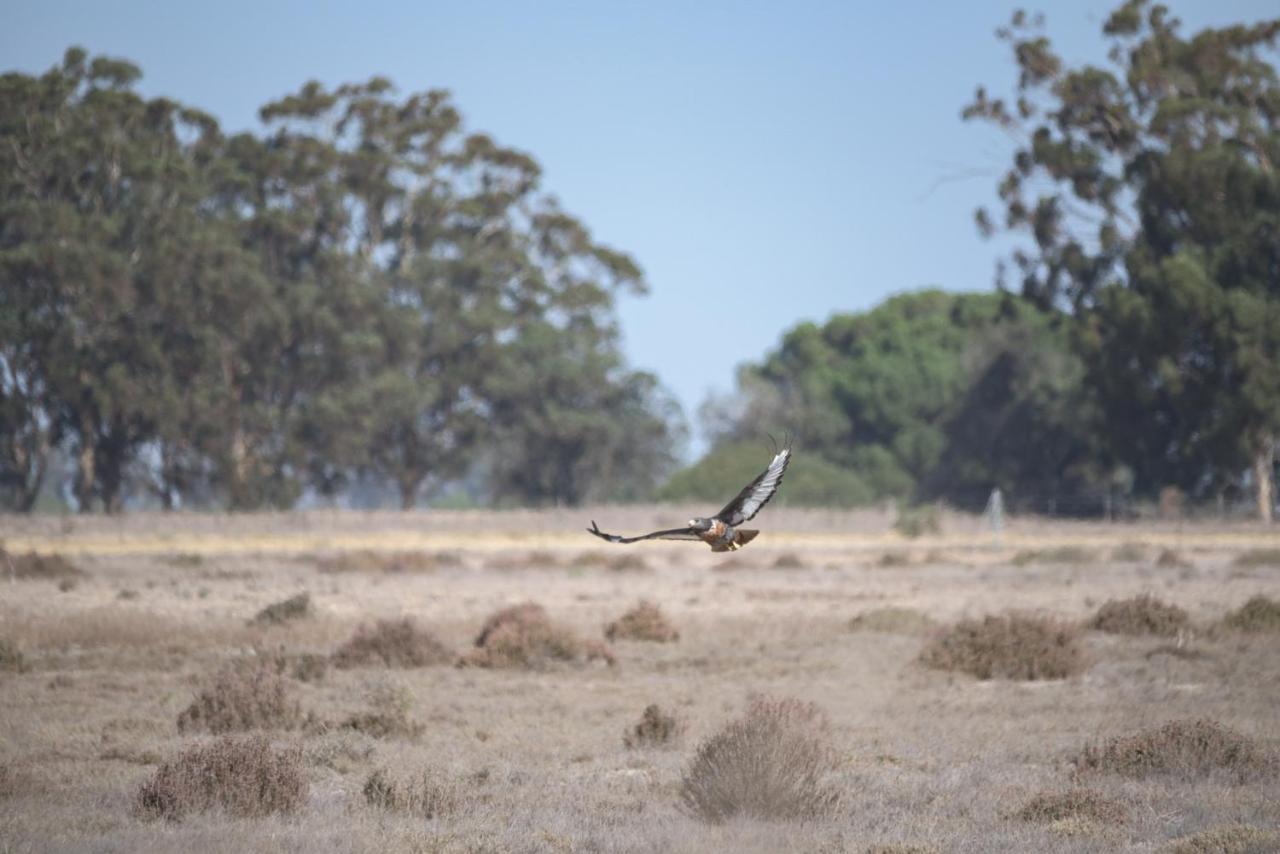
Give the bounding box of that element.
[587,442,791,552]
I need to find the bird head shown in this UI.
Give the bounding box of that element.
[687,517,713,531]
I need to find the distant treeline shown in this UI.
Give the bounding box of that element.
[671,2,1280,520]
[0,49,682,512]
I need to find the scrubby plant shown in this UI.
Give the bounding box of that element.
[1221,595,1280,633]
[1,548,84,581]
[0,638,28,673]
[1088,594,1191,637]
[331,618,453,669]
[460,602,615,669]
[341,682,422,740]
[317,551,451,574]
[1168,825,1280,854]
[679,697,841,823]
[848,607,936,635]
[1076,719,1276,783]
[920,613,1086,680]
[1155,549,1191,568]
[1011,546,1094,566]
[177,663,302,733]
[1109,542,1147,562]
[624,704,683,749]
[605,601,679,643]
[135,735,307,820]
[289,653,329,682]
[1015,788,1126,825]
[772,553,805,569]
[362,767,459,818]
[1231,548,1280,568]
[894,505,941,539]
[251,592,313,626]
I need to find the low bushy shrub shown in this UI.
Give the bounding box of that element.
[136,735,307,820]
[920,614,1086,680]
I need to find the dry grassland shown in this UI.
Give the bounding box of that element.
[1,508,1279,853]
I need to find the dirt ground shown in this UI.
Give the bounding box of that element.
[1,508,1278,853]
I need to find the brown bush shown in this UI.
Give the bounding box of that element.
[177,663,302,734]
[848,607,936,635]
[0,638,28,673]
[1088,594,1191,637]
[341,682,422,740]
[486,550,560,571]
[1,548,84,581]
[331,618,453,669]
[135,734,307,820]
[607,553,650,573]
[289,653,329,682]
[919,614,1086,680]
[679,697,842,823]
[877,551,911,568]
[1076,719,1276,783]
[317,550,453,574]
[461,602,615,669]
[1110,542,1147,562]
[772,553,805,569]
[1155,548,1192,568]
[605,600,679,643]
[1168,825,1280,854]
[1221,595,1280,633]
[1231,548,1280,568]
[1011,546,1094,566]
[362,768,459,818]
[624,704,683,749]
[251,592,313,626]
[1015,788,1125,825]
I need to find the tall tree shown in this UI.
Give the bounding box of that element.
[966,2,1280,519]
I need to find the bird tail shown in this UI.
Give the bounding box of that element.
[713,530,759,552]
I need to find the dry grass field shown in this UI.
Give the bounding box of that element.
[2,508,1279,853]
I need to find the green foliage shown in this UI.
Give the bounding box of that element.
[0,48,681,512]
[658,441,873,508]
[968,3,1280,509]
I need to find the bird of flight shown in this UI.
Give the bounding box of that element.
[587,441,792,552]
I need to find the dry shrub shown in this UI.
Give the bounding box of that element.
[1088,594,1191,637]
[461,602,615,669]
[487,550,560,571]
[1015,788,1125,825]
[1110,542,1147,562]
[341,682,422,740]
[0,638,28,673]
[894,505,940,539]
[251,592,313,626]
[877,551,911,568]
[177,663,302,734]
[679,696,842,823]
[317,550,450,574]
[607,553,650,573]
[1221,595,1280,633]
[920,614,1086,680]
[1,548,84,581]
[624,704,683,749]
[1156,549,1192,568]
[289,653,329,682]
[135,734,307,820]
[772,553,805,569]
[362,767,459,818]
[848,607,936,635]
[1076,719,1276,783]
[1168,825,1280,854]
[1012,546,1094,566]
[331,618,453,669]
[1231,548,1280,568]
[605,600,679,643]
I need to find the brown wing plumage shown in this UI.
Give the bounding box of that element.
[587,520,701,544]
[714,446,791,526]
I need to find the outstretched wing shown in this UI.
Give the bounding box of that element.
[587,520,701,544]
[715,446,791,526]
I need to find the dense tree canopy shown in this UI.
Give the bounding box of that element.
[0,48,682,512]
[966,1,1280,518]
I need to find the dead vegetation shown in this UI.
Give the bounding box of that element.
[331,618,454,668]
[1110,542,1147,562]
[1231,548,1280,568]
[1221,595,1280,633]
[772,552,805,569]
[1088,594,1191,637]
[1156,548,1192,568]
[1011,546,1094,565]
[1167,825,1280,854]
[250,592,313,626]
[317,550,454,574]
[1014,788,1126,825]
[135,735,307,820]
[177,663,302,734]
[604,600,680,642]
[848,607,936,635]
[0,638,28,673]
[339,682,422,740]
[1076,718,1277,783]
[460,602,615,669]
[920,614,1086,680]
[679,697,842,823]
[624,704,683,749]
[362,767,460,818]
[1,548,84,581]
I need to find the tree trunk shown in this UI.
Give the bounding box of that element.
[74,439,96,513]
[398,472,421,510]
[1256,435,1275,524]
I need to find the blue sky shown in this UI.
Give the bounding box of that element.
[5,1,1276,457]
